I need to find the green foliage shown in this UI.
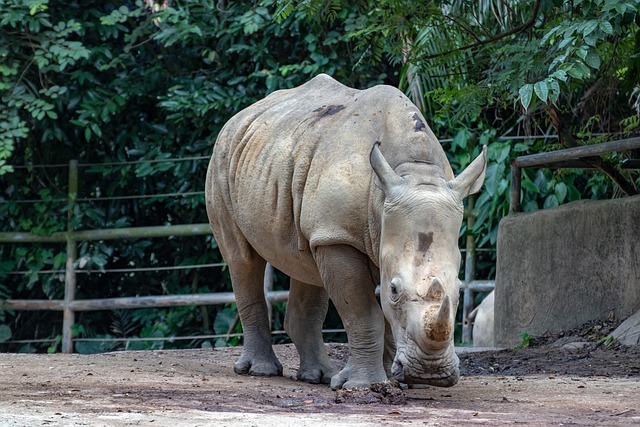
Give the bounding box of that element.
[597,334,615,346]
[281,0,639,135]
[520,0,638,109]
[0,324,12,342]
[516,331,531,349]
[1,0,638,353]
[0,0,92,175]
[47,335,62,353]
[75,335,117,354]
[213,305,241,347]
[0,0,389,352]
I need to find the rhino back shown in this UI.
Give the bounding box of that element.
[208,74,452,281]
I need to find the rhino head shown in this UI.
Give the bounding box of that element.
[370,142,487,387]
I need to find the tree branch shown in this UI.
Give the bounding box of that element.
[422,0,541,60]
[443,15,483,43]
[548,107,638,196]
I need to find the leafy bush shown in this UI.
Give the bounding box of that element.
[1,0,638,351]
[0,0,391,352]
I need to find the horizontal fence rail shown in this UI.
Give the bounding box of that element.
[0,223,212,243]
[460,280,495,292]
[512,136,640,169]
[5,291,291,312]
[3,283,497,313]
[510,137,640,213]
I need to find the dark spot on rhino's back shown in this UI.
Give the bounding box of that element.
[418,231,433,253]
[412,112,425,131]
[315,104,346,117]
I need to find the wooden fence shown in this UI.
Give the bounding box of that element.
[0,158,493,353]
[510,136,640,212]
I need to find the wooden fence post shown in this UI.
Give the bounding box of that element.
[264,263,274,328]
[462,194,476,344]
[62,160,78,353]
[510,158,521,213]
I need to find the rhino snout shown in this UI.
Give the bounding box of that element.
[392,348,460,387]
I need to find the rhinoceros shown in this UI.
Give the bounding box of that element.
[205,74,486,389]
[471,291,495,347]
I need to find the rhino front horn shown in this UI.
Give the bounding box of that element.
[425,295,452,343]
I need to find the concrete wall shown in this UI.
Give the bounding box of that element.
[494,195,640,347]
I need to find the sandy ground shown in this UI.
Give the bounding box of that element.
[0,342,639,427]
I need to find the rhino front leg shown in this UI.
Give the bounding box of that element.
[228,256,283,377]
[284,279,338,384]
[384,317,397,379]
[315,245,387,389]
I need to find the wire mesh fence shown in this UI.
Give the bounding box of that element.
[1,153,496,353]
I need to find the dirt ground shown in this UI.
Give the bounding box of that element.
[1,335,639,427]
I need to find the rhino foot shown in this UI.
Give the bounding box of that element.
[297,365,337,385]
[330,365,388,390]
[233,355,283,377]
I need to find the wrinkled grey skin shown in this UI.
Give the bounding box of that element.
[206,74,486,389]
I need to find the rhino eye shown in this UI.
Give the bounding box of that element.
[389,278,402,301]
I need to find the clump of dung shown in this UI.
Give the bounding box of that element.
[335,381,406,405]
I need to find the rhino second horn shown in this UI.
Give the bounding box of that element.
[425,295,452,343]
[369,141,404,195]
[425,277,445,302]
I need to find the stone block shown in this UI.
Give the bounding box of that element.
[608,309,640,346]
[494,195,640,347]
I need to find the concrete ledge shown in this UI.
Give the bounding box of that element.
[455,346,506,354]
[495,195,640,347]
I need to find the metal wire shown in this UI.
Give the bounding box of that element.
[79,156,210,168]
[5,262,225,275]
[4,251,493,275]
[71,330,346,343]
[2,191,205,204]
[438,134,559,143]
[4,133,625,205]
[77,191,205,202]
[9,155,210,170]
[8,133,630,170]
[0,329,349,346]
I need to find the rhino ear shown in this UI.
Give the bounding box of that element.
[447,145,487,197]
[370,141,404,195]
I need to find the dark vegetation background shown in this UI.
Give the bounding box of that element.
[0,0,638,352]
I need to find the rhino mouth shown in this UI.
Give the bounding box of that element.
[392,345,460,387]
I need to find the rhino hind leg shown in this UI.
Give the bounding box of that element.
[227,253,283,378]
[314,245,388,390]
[284,278,337,384]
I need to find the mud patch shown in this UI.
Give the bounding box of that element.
[335,381,406,405]
[460,317,640,378]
